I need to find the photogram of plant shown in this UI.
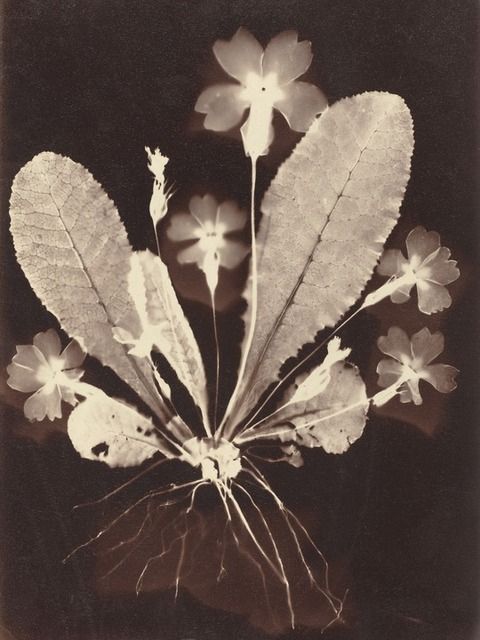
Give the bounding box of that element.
[6,28,460,632]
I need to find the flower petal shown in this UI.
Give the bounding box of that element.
[377,248,409,277]
[11,344,47,371]
[195,84,249,131]
[24,385,62,422]
[6,361,42,393]
[406,226,440,263]
[422,363,458,393]
[33,329,62,361]
[262,31,313,85]
[63,368,84,383]
[416,280,452,315]
[61,339,86,370]
[60,384,79,407]
[218,200,247,233]
[377,326,411,362]
[274,81,327,132]
[410,327,444,365]
[177,242,205,266]
[218,240,250,269]
[189,194,218,225]
[213,27,263,85]
[420,247,460,285]
[376,358,404,388]
[167,213,201,242]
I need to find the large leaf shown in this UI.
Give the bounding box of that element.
[134,250,209,428]
[9,152,167,419]
[233,91,414,422]
[68,394,175,467]
[237,362,368,454]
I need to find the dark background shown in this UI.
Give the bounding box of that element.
[0,1,478,639]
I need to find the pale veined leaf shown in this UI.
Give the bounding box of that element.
[68,394,176,467]
[133,250,209,429]
[9,152,168,420]
[228,92,414,426]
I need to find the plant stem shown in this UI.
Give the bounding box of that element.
[210,287,220,430]
[218,156,258,438]
[153,224,162,257]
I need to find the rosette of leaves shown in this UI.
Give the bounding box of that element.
[9,91,413,471]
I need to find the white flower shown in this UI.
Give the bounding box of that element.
[7,329,86,421]
[376,226,460,314]
[195,28,327,158]
[375,326,458,406]
[167,194,249,276]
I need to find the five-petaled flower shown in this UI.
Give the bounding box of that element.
[195,28,327,158]
[167,194,249,290]
[376,226,460,314]
[375,326,458,406]
[7,329,86,421]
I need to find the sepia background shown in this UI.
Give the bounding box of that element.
[0,1,478,638]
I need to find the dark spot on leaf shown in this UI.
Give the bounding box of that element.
[136,426,143,433]
[144,429,152,437]
[91,442,109,458]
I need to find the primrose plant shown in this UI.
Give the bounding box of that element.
[7,28,459,630]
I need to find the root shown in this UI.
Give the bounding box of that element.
[135,481,208,597]
[66,452,346,632]
[224,484,295,628]
[175,482,207,598]
[72,456,172,511]
[215,483,277,629]
[98,493,191,581]
[232,481,295,628]
[63,479,203,563]
[243,458,345,628]
[174,512,189,600]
